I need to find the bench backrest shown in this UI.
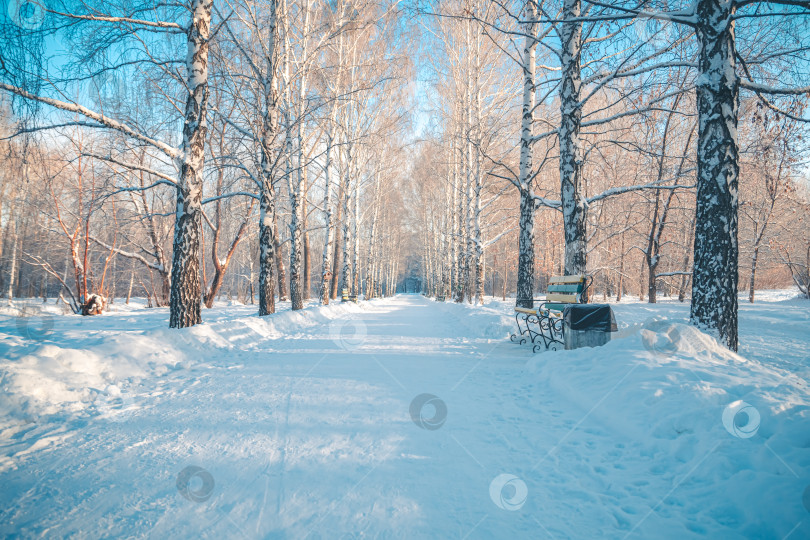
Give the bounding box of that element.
[545,275,586,304]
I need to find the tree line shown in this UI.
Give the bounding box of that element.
[1,0,809,352]
[1,0,412,325]
[409,0,809,351]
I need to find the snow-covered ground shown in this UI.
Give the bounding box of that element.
[0,291,808,538]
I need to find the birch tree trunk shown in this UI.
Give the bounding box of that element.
[455,125,468,303]
[330,172,343,299]
[273,211,288,301]
[352,152,361,295]
[472,27,484,304]
[6,225,16,302]
[463,138,473,302]
[286,0,310,311]
[365,171,382,299]
[748,242,759,303]
[302,204,310,300]
[559,0,586,277]
[259,0,280,317]
[617,231,625,302]
[287,115,304,310]
[462,14,474,303]
[443,165,452,297]
[302,154,311,301]
[515,0,537,308]
[320,131,336,304]
[169,0,212,328]
[691,0,740,350]
[126,269,134,304]
[449,134,459,297]
[259,187,277,316]
[340,141,353,294]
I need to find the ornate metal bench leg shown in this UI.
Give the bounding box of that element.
[531,312,564,352]
[547,317,565,351]
[532,319,547,353]
[510,312,530,345]
[532,317,547,352]
[526,313,543,345]
[535,313,552,352]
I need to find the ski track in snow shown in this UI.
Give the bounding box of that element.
[0,293,808,539]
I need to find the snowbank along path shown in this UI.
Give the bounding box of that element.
[1,293,809,539]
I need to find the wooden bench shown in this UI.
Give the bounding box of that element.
[341,288,358,303]
[510,274,591,352]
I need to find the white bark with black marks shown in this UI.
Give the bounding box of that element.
[320,131,336,304]
[169,0,213,328]
[259,0,280,317]
[516,0,537,308]
[340,141,353,294]
[559,0,586,277]
[691,0,740,350]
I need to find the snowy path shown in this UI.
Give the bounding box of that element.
[1,295,809,538]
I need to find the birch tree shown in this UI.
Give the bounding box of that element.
[0,0,215,328]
